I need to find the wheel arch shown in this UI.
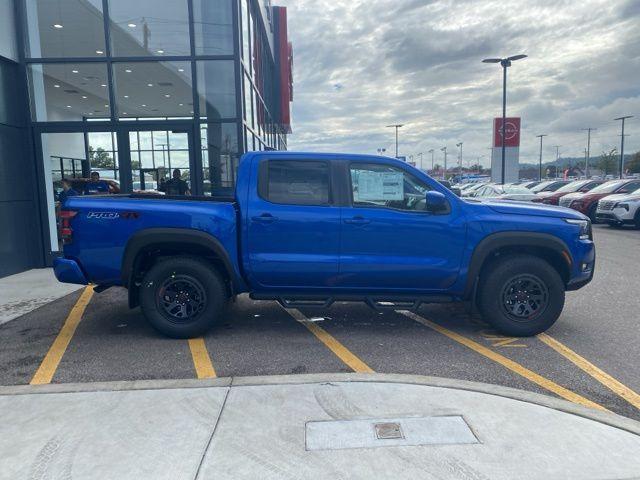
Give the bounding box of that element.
[464,232,572,301]
[122,228,238,308]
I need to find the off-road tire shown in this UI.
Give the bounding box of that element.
[140,256,227,338]
[477,254,565,337]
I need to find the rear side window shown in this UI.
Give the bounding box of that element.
[262,160,331,206]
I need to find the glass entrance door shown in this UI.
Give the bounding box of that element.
[127,127,195,194]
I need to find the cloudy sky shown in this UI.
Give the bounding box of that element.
[278,0,640,168]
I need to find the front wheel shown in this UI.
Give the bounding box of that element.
[140,256,228,338]
[477,255,565,337]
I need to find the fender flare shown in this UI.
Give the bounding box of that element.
[121,227,238,295]
[464,231,572,299]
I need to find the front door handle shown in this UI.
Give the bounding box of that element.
[344,216,371,225]
[251,213,278,223]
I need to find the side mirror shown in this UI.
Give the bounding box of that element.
[425,190,449,213]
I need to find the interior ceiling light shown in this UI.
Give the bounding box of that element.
[124,95,129,98]
[101,84,107,87]
[66,105,71,108]
[53,24,63,29]
[147,83,153,87]
[178,68,184,72]
[128,23,136,28]
[157,50,164,54]
[125,69,132,73]
[54,84,60,88]
[72,70,79,74]
[96,50,104,54]
[165,94,171,98]
[82,96,87,99]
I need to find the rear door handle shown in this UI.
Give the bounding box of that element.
[251,213,278,223]
[344,216,371,225]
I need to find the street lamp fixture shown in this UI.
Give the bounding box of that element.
[614,116,633,179]
[456,142,463,182]
[386,124,404,158]
[482,54,527,184]
[428,149,435,174]
[536,134,548,181]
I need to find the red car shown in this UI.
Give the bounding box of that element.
[532,179,604,205]
[559,179,640,221]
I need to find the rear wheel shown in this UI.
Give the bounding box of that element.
[477,255,565,336]
[140,256,228,338]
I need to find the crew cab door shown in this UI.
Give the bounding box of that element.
[338,162,465,291]
[246,158,340,288]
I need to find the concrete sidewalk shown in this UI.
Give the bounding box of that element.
[0,268,82,325]
[1,373,639,480]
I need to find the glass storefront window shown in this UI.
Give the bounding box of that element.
[28,63,111,121]
[193,0,234,56]
[107,0,190,57]
[25,0,106,58]
[112,62,193,119]
[87,131,119,180]
[201,123,238,194]
[240,0,250,68]
[197,60,236,120]
[244,74,253,128]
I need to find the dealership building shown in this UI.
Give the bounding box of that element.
[0,0,293,277]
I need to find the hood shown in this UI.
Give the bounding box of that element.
[602,193,640,203]
[561,192,584,201]
[483,200,587,219]
[535,191,556,199]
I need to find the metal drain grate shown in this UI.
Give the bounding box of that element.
[306,416,478,451]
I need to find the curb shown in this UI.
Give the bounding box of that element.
[1,372,639,436]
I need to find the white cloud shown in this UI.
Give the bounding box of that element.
[278,0,640,166]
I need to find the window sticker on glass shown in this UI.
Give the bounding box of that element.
[355,171,404,201]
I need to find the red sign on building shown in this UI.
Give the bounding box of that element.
[493,117,521,147]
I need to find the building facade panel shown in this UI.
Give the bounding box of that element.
[0,0,293,277]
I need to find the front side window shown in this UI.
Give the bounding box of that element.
[264,160,330,206]
[350,164,431,211]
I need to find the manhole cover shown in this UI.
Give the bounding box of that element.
[374,422,404,440]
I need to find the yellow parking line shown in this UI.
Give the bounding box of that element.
[400,311,607,411]
[284,307,374,373]
[538,333,640,410]
[188,338,217,379]
[30,285,95,385]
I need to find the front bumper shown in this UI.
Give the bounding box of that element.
[566,240,595,291]
[596,208,635,224]
[53,257,89,285]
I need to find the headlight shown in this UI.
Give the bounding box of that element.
[615,203,629,211]
[570,201,583,208]
[564,218,591,240]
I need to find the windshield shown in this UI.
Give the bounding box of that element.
[589,180,626,193]
[556,180,589,193]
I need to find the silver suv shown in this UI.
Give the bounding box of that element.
[596,188,640,228]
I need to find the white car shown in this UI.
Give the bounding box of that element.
[596,189,640,228]
[471,184,539,202]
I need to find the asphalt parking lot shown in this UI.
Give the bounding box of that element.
[1,224,639,421]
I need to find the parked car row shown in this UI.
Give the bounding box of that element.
[457,177,640,228]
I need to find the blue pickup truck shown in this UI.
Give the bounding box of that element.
[54,152,595,338]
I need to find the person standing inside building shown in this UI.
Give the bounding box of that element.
[58,178,79,204]
[160,169,191,196]
[84,171,110,195]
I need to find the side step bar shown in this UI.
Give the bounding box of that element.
[249,293,455,312]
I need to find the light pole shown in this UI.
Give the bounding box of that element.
[417,152,423,170]
[581,127,596,178]
[386,124,404,158]
[441,146,447,180]
[456,142,463,182]
[614,115,633,179]
[536,134,547,181]
[482,54,527,184]
[553,145,560,179]
[428,149,434,174]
